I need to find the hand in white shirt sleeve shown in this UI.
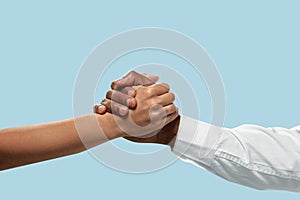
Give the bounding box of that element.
[97,71,300,192]
[172,116,300,192]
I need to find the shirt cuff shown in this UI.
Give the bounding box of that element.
[172,115,223,167]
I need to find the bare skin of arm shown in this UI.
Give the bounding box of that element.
[0,83,177,171]
[0,114,117,170]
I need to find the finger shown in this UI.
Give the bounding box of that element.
[111,76,133,90]
[152,83,170,95]
[155,93,175,106]
[150,104,176,120]
[143,83,169,99]
[121,87,136,97]
[106,90,136,108]
[94,104,107,114]
[164,108,179,125]
[120,87,137,108]
[149,105,178,128]
[110,71,137,90]
[142,73,159,82]
[162,104,177,116]
[101,99,129,116]
[111,71,157,90]
[139,76,157,86]
[130,71,157,86]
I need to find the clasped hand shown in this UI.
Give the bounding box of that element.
[94,71,180,145]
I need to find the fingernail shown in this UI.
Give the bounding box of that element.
[111,81,117,89]
[113,80,122,89]
[98,105,105,113]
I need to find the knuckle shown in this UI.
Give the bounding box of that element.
[101,99,107,104]
[101,99,111,109]
[144,88,154,97]
[127,87,135,93]
[130,70,137,75]
[121,87,129,94]
[128,70,136,77]
[106,90,113,99]
[122,87,134,96]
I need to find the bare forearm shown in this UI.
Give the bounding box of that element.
[0,113,122,170]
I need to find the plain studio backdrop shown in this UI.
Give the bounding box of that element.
[0,1,299,199]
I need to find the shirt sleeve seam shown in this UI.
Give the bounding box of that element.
[214,150,300,181]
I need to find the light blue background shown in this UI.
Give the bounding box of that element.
[0,0,300,199]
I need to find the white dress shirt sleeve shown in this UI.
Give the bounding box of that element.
[172,115,300,192]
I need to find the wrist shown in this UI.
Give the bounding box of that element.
[157,115,180,147]
[95,113,125,140]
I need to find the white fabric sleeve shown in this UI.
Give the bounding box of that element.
[172,115,300,192]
